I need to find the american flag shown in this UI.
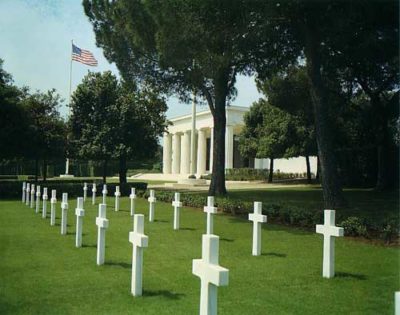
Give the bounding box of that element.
[72,43,98,66]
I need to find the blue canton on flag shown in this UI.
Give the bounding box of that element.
[72,44,98,66]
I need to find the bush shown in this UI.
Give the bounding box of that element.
[380,216,399,244]
[0,181,147,199]
[340,217,368,237]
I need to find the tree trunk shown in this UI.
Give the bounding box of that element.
[316,155,320,181]
[43,159,47,182]
[102,159,108,184]
[209,68,230,196]
[34,158,39,182]
[303,22,346,208]
[268,158,274,183]
[305,155,311,183]
[119,154,127,185]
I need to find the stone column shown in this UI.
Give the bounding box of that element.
[225,125,234,169]
[172,133,181,174]
[181,130,190,174]
[197,128,207,176]
[163,133,172,174]
[209,127,214,172]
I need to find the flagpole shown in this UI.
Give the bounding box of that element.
[64,40,73,177]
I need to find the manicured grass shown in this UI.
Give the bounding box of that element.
[0,197,398,314]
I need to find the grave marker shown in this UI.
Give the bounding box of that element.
[83,182,88,202]
[42,188,48,219]
[96,204,109,265]
[75,197,85,248]
[129,214,148,296]
[92,183,97,205]
[102,184,107,205]
[114,186,121,211]
[30,184,35,208]
[129,188,136,216]
[50,190,57,226]
[172,192,182,230]
[61,193,68,235]
[26,183,30,206]
[192,234,229,315]
[22,182,26,203]
[248,201,267,256]
[316,210,344,278]
[35,185,41,214]
[204,196,217,234]
[147,190,156,222]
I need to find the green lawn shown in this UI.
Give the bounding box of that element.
[0,197,398,314]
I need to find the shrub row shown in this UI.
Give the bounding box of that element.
[144,190,398,243]
[0,181,147,199]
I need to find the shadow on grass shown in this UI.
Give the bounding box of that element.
[105,261,131,269]
[220,237,234,242]
[82,244,97,248]
[335,272,367,280]
[180,227,196,231]
[155,219,168,223]
[143,290,185,300]
[262,252,286,258]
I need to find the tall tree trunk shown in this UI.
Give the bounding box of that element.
[209,68,230,196]
[102,159,108,184]
[303,23,346,208]
[119,154,127,185]
[268,158,274,183]
[34,158,39,182]
[305,155,311,183]
[316,155,320,181]
[43,159,47,182]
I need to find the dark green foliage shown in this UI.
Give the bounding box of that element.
[0,181,147,199]
[340,217,369,237]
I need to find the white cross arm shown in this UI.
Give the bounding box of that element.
[148,197,156,203]
[249,213,267,223]
[115,192,121,197]
[96,217,109,229]
[61,202,68,209]
[92,187,97,192]
[172,200,182,207]
[129,231,149,248]
[75,208,85,216]
[316,224,344,237]
[203,206,217,214]
[192,260,229,286]
[130,193,137,199]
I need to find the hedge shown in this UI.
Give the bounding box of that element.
[0,181,147,199]
[144,190,398,243]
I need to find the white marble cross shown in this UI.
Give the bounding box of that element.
[92,183,97,205]
[192,234,229,315]
[75,197,85,248]
[96,203,109,265]
[61,193,68,235]
[147,190,156,222]
[25,183,30,206]
[395,292,400,315]
[204,196,218,234]
[129,188,136,216]
[22,182,26,203]
[42,187,48,219]
[172,192,182,230]
[35,185,41,214]
[83,182,88,202]
[50,189,57,226]
[129,214,149,297]
[102,184,108,205]
[316,210,344,278]
[248,201,267,256]
[30,184,35,208]
[114,186,121,211]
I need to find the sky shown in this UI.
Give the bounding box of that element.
[0,0,262,119]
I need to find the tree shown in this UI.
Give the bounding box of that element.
[83,0,295,195]
[239,99,304,183]
[22,89,67,181]
[69,71,167,184]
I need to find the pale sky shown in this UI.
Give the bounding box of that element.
[0,0,262,119]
